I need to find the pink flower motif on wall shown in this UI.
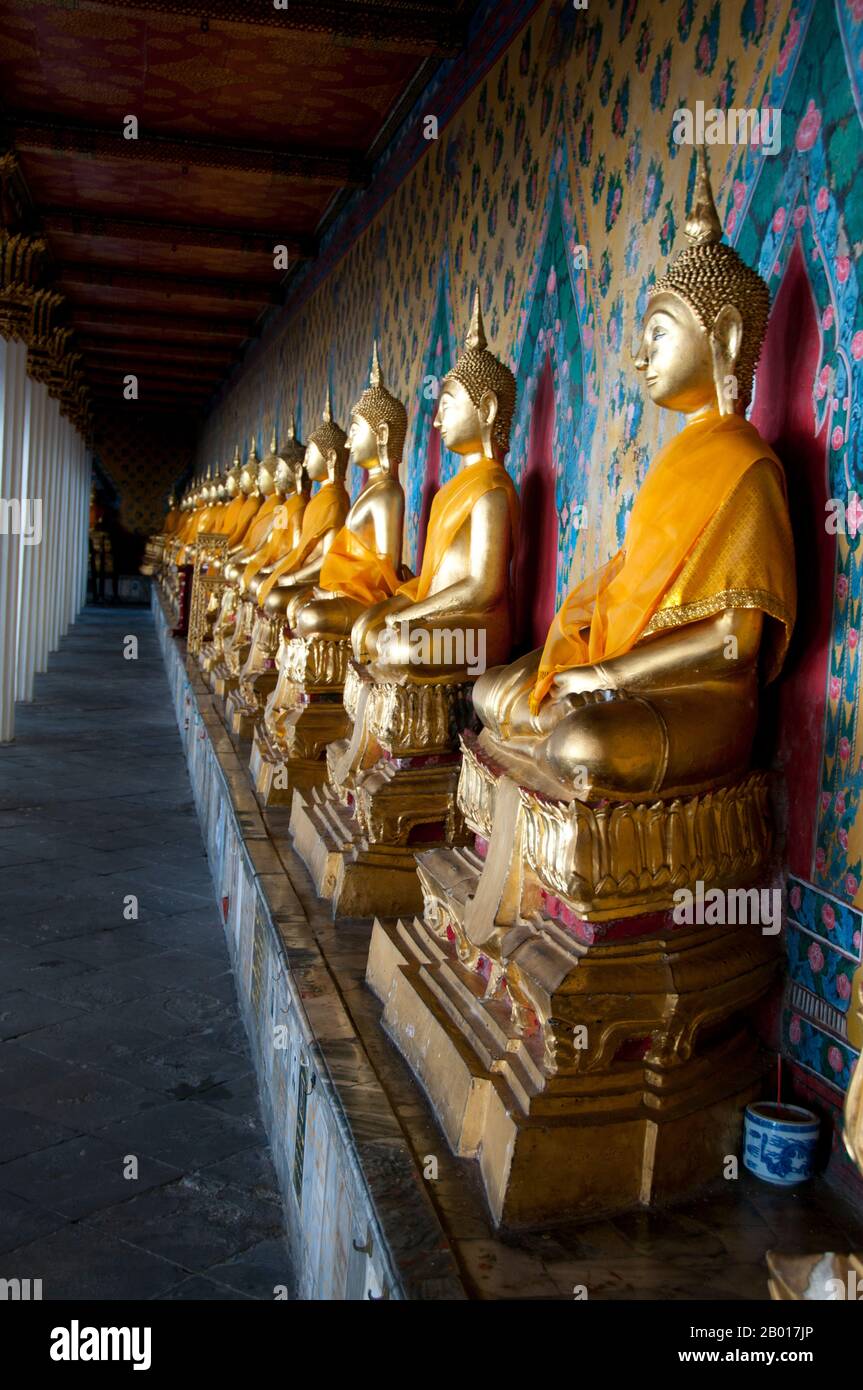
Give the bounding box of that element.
[837,973,852,1000]
[853,927,862,948]
[822,903,836,931]
[822,307,834,330]
[837,792,847,816]
[828,1045,845,1074]
[850,0,863,21]
[790,885,802,911]
[795,100,822,151]
[837,256,851,284]
[830,676,841,700]
[847,494,863,535]
[816,186,830,212]
[816,846,827,871]
[777,15,801,74]
[547,267,557,295]
[793,206,807,229]
[839,828,849,849]
[832,425,845,450]
[726,208,737,235]
[837,573,849,601]
[839,736,851,761]
[773,207,786,232]
[822,792,833,811]
[847,877,859,899]
[808,941,825,972]
[853,332,863,361]
[849,628,859,651]
[789,1015,803,1044]
[733,181,746,210]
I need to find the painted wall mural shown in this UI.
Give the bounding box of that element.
[197,0,863,1115]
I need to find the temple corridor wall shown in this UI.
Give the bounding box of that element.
[196,0,863,1128]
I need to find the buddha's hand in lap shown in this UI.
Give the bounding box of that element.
[549,665,616,700]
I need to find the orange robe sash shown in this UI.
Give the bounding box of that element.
[531,410,787,713]
[240,493,306,592]
[318,528,401,606]
[398,457,519,603]
[257,482,349,606]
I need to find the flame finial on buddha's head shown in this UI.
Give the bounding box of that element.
[352,341,408,464]
[443,289,517,454]
[650,146,770,404]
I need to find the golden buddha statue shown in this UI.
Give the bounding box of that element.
[219,423,311,725]
[248,364,405,799]
[474,151,794,802]
[365,147,794,1228]
[241,416,308,599]
[202,425,304,686]
[290,345,406,643]
[351,296,517,673]
[255,393,351,622]
[291,298,519,917]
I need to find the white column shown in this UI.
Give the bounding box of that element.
[76,439,90,615]
[55,415,72,644]
[36,394,60,674]
[15,376,49,701]
[0,337,29,743]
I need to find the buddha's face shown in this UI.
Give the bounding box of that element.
[434,378,491,454]
[348,412,379,470]
[259,462,276,497]
[273,460,291,496]
[225,474,239,498]
[304,441,329,484]
[635,292,715,413]
[239,466,255,495]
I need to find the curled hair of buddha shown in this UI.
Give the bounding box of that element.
[266,412,305,474]
[352,342,408,464]
[444,289,517,454]
[651,146,770,405]
[308,390,349,477]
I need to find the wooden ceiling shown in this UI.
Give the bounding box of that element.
[0,0,474,424]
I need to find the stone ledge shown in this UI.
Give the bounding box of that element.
[153,588,466,1301]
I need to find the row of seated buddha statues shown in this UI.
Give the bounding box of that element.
[143,148,801,1228]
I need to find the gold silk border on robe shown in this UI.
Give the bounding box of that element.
[318,527,401,606]
[398,457,519,603]
[256,482,350,606]
[531,412,796,713]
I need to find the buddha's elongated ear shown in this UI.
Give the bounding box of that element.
[711,303,744,415]
[479,389,499,428]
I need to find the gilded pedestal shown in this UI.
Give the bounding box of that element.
[248,634,352,802]
[222,606,282,736]
[290,660,475,919]
[366,734,779,1227]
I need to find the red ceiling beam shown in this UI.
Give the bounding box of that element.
[10,118,368,187]
[59,264,279,304]
[42,210,313,259]
[70,0,466,55]
[80,339,237,364]
[71,306,259,331]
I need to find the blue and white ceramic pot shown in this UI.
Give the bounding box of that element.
[743,1101,820,1186]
